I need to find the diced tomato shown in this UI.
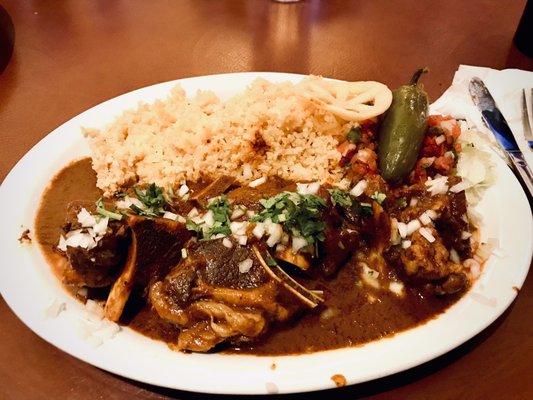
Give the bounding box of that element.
[421,136,445,157]
[337,141,357,167]
[410,160,428,184]
[433,155,454,174]
[351,160,375,175]
[438,119,461,141]
[428,115,449,127]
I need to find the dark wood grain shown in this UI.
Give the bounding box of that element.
[0,1,532,399]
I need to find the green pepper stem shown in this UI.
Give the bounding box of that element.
[409,68,429,85]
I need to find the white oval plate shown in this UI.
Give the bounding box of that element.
[0,73,531,395]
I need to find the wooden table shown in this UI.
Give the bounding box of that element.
[1,1,532,398]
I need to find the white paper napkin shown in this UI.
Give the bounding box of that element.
[430,64,533,168]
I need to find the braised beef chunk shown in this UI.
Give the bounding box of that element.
[189,239,269,289]
[63,201,129,287]
[226,177,293,209]
[318,207,360,276]
[399,228,466,295]
[127,215,193,288]
[435,191,471,259]
[149,239,304,352]
[66,223,128,287]
[103,215,193,322]
[191,175,236,207]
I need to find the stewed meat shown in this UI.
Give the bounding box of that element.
[149,240,305,351]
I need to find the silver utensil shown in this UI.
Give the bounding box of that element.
[521,88,533,148]
[469,77,533,198]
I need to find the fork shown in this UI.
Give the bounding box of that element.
[521,88,533,149]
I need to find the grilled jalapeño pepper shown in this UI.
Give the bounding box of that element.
[378,68,429,183]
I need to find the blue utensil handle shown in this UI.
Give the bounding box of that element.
[509,151,533,198]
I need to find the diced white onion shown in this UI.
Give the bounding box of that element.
[390,218,401,245]
[402,240,412,249]
[181,248,188,258]
[426,210,438,220]
[192,215,205,225]
[65,229,82,238]
[44,298,66,318]
[291,236,308,252]
[450,180,472,193]
[230,221,248,236]
[246,210,256,218]
[77,208,96,227]
[337,178,351,190]
[418,227,436,243]
[435,135,446,145]
[276,244,286,252]
[203,210,215,227]
[449,248,460,263]
[361,264,380,289]
[57,235,67,252]
[231,207,245,220]
[178,183,189,197]
[238,258,253,273]
[410,197,418,206]
[355,148,372,163]
[425,175,449,196]
[389,281,404,296]
[406,220,422,236]
[252,223,265,239]
[397,222,408,239]
[266,223,283,247]
[249,176,266,188]
[237,235,248,246]
[242,164,253,180]
[162,211,178,221]
[222,237,233,248]
[115,196,144,210]
[65,232,97,250]
[85,299,105,320]
[296,182,320,195]
[92,217,109,236]
[419,212,432,226]
[187,207,199,218]
[464,258,481,279]
[349,179,368,197]
[440,119,456,133]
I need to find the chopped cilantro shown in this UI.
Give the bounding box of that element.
[396,197,408,209]
[370,191,386,205]
[127,183,168,217]
[328,188,353,208]
[358,202,373,216]
[328,188,374,217]
[185,219,203,235]
[186,195,232,240]
[266,257,278,267]
[95,198,123,221]
[346,126,362,143]
[253,191,326,249]
[134,183,166,208]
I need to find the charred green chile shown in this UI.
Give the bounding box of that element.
[378,68,429,182]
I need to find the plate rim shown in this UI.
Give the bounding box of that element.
[0,72,531,395]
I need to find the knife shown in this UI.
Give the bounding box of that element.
[469,77,533,198]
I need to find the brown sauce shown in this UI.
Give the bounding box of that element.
[35,158,463,355]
